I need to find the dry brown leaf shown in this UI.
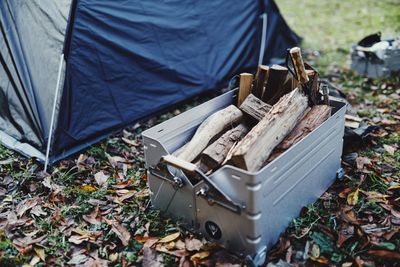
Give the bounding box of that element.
[339,187,352,198]
[69,235,89,245]
[143,237,159,248]
[391,209,400,219]
[105,219,131,246]
[185,238,203,251]
[16,197,40,217]
[94,171,109,186]
[29,255,41,266]
[112,179,133,189]
[159,232,180,243]
[82,206,101,225]
[356,156,371,170]
[367,250,400,259]
[383,144,396,155]
[190,251,210,263]
[143,247,164,267]
[156,245,188,257]
[121,137,139,147]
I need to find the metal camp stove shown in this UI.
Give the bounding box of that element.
[142,89,346,265]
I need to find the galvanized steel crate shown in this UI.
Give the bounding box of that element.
[142,89,346,265]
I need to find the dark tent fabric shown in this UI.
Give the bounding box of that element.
[0,0,300,164]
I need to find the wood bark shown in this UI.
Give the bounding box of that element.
[290,47,309,84]
[178,105,243,162]
[231,88,309,172]
[237,73,253,106]
[200,123,249,172]
[266,105,331,163]
[253,65,269,98]
[262,65,294,105]
[239,94,272,121]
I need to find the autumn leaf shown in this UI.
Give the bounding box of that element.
[185,238,203,251]
[105,219,131,246]
[356,156,371,170]
[80,185,97,192]
[94,171,109,186]
[367,250,400,260]
[34,246,46,261]
[347,188,360,206]
[159,232,180,243]
[190,251,210,263]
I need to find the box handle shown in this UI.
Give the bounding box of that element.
[161,155,244,214]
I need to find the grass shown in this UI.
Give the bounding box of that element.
[276,0,400,71]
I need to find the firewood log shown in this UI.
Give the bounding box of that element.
[200,123,249,172]
[237,73,253,106]
[266,105,331,163]
[231,88,309,172]
[178,105,243,162]
[239,94,272,121]
[253,65,269,98]
[261,65,293,105]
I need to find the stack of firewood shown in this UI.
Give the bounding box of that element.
[175,47,331,173]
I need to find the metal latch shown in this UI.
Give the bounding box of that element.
[161,155,244,214]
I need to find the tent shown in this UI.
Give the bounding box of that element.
[0,0,300,167]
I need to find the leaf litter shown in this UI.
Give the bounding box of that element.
[0,42,399,267]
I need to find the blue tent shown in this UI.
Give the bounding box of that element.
[0,0,300,165]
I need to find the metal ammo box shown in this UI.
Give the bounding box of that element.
[142,89,346,265]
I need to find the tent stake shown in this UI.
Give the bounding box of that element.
[44,54,64,172]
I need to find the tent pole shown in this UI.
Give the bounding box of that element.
[258,13,268,65]
[44,53,64,172]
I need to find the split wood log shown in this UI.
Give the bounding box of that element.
[178,105,243,162]
[290,47,309,84]
[200,123,249,172]
[261,65,294,105]
[267,105,331,162]
[253,65,269,98]
[231,88,309,172]
[239,94,272,121]
[237,73,253,106]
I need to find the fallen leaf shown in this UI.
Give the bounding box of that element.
[94,171,109,186]
[143,237,159,248]
[105,219,131,246]
[30,206,47,217]
[143,247,164,267]
[367,250,400,260]
[69,235,89,245]
[185,238,203,251]
[383,144,396,155]
[391,209,400,219]
[112,179,133,189]
[356,157,371,170]
[190,251,210,263]
[80,185,97,192]
[34,246,45,261]
[29,255,41,266]
[109,252,119,262]
[82,206,101,225]
[67,254,88,265]
[122,137,139,147]
[347,188,360,206]
[159,232,180,243]
[16,197,40,217]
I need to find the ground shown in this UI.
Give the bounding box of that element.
[1,0,400,266]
